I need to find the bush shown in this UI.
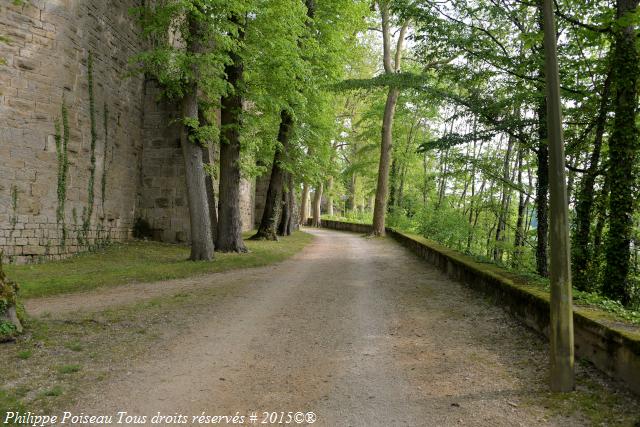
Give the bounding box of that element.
[415,204,472,251]
[0,253,23,342]
[386,207,417,232]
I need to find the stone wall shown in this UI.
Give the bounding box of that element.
[137,82,255,243]
[136,81,188,243]
[0,0,146,263]
[0,0,258,262]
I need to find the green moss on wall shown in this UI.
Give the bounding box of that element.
[55,100,70,248]
[82,52,98,244]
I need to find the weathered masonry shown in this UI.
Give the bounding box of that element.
[0,1,255,263]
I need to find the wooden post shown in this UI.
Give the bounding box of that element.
[542,0,574,392]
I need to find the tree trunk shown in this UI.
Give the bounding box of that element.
[288,173,298,232]
[179,13,214,261]
[201,143,218,243]
[372,86,400,235]
[278,173,292,237]
[299,182,310,225]
[543,0,574,391]
[436,148,450,209]
[199,109,218,244]
[388,157,398,212]
[398,164,406,209]
[603,0,639,305]
[311,183,323,227]
[347,174,357,212]
[371,3,407,236]
[494,135,515,262]
[181,86,214,260]
[326,176,334,216]
[572,72,611,291]
[251,110,293,240]
[216,30,247,253]
[513,146,527,266]
[592,167,609,268]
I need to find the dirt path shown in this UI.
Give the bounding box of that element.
[51,229,629,426]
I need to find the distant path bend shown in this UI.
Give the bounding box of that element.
[73,228,585,426]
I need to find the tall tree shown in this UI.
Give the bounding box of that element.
[252,111,295,240]
[217,12,248,253]
[542,0,574,392]
[603,0,640,304]
[179,10,215,260]
[252,0,314,240]
[132,1,244,260]
[572,71,611,290]
[371,0,409,236]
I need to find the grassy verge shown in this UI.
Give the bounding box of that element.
[1,232,313,421]
[0,276,246,421]
[6,231,313,299]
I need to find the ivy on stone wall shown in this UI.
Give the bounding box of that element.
[101,102,109,211]
[0,36,10,75]
[82,52,98,244]
[10,185,17,230]
[55,100,70,247]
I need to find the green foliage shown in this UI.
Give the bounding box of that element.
[0,254,22,341]
[415,205,473,252]
[0,321,17,337]
[573,290,640,324]
[130,0,241,101]
[17,350,32,360]
[42,386,63,397]
[57,364,81,374]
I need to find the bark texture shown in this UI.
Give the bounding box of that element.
[372,86,400,236]
[371,2,408,236]
[179,13,214,261]
[216,28,247,253]
[543,0,574,391]
[311,183,323,227]
[181,87,214,261]
[199,109,218,244]
[278,173,294,236]
[299,182,310,225]
[251,111,293,241]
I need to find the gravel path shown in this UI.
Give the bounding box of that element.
[52,228,625,426]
